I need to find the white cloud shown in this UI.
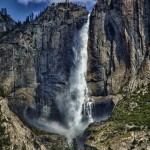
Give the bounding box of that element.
[50,0,93,3]
[18,0,47,5]
[18,0,97,6]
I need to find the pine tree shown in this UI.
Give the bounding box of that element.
[30,12,34,21]
[17,20,22,27]
[1,8,7,15]
[72,138,78,150]
[24,16,30,24]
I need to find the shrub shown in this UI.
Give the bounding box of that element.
[0,88,5,98]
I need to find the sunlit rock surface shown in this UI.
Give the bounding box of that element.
[84,84,150,150]
[0,97,68,150]
[87,0,150,99]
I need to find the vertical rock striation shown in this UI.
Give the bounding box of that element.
[87,0,150,99]
[0,3,88,120]
[34,4,88,120]
[0,3,89,146]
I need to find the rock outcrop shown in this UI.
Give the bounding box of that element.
[85,122,150,150]
[84,0,150,149]
[0,97,68,150]
[0,97,45,150]
[87,0,150,100]
[84,84,150,150]
[0,10,16,34]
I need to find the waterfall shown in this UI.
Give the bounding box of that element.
[25,14,93,141]
[55,14,93,139]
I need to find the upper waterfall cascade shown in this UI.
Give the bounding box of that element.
[57,13,90,128]
[25,14,93,141]
[56,13,93,139]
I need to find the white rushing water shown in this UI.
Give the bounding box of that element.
[55,13,93,140]
[57,15,92,138]
[25,14,93,142]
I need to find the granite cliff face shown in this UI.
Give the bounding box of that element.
[0,3,88,120]
[0,97,68,150]
[87,0,150,100]
[0,10,16,34]
[84,0,150,149]
[0,3,88,149]
[34,4,88,121]
[0,97,46,150]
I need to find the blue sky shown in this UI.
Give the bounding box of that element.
[0,0,97,22]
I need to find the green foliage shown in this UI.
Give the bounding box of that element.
[108,146,112,150]
[110,84,150,128]
[21,144,26,150]
[29,125,49,136]
[132,139,138,145]
[0,88,5,98]
[50,144,62,150]
[65,147,72,150]
[14,114,50,137]
[13,144,18,150]
[0,107,11,149]
[72,138,78,150]
[0,8,7,15]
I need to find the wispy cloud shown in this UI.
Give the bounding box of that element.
[17,0,97,6]
[17,0,47,5]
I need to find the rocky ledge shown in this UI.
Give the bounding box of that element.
[0,97,69,150]
[84,84,150,150]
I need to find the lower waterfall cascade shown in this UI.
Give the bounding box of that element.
[25,14,94,141]
[56,13,93,138]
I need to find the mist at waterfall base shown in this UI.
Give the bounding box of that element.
[25,14,109,142]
